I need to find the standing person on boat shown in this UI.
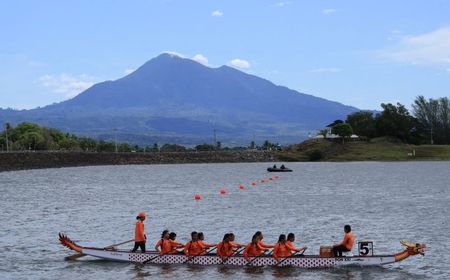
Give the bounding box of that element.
[198,232,216,255]
[286,233,307,254]
[167,232,184,254]
[217,233,243,259]
[131,212,147,253]
[333,225,355,257]
[155,230,170,253]
[183,231,203,256]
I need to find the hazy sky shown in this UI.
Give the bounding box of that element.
[1,0,449,110]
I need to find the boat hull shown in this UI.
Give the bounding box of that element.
[267,168,292,172]
[81,248,395,267]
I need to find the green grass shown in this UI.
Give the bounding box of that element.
[276,137,450,161]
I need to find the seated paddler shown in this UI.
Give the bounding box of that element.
[183,231,203,256]
[333,224,355,257]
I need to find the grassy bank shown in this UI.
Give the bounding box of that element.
[275,137,450,161]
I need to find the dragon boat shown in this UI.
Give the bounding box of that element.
[59,233,426,268]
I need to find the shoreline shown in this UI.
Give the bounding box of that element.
[0,150,274,172]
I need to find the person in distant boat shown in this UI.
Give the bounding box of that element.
[183,231,203,256]
[286,233,306,255]
[217,233,243,259]
[280,164,286,169]
[197,232,216,255]
[167,232,183,254]
[273,164,277,169]
[131,212,147,253]
[155,230,170,253]
[333,225,355,257]
[243,232,267,261]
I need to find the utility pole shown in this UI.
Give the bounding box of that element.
[5,123,9,152]
[114,128,118,153]
[430,126,434,145]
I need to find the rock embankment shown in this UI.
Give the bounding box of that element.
[0,151,274,172]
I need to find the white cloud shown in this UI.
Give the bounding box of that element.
[192,54,209,65]
[123,69,135,75]
[322,8,336,15]
[381,27,450,65]
[162,51,186,58]
[38,73,99,98]
[229,59,251,69]
[211,10,223,17]
[272,1,291,7]
[309,67,341,73]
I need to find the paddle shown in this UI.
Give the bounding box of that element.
[182,246,217,264]
[275,247,307,267]
[65,239,134,261]
[221,247,245,264]
[246,249,273,266]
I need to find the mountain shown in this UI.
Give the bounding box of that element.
[0,53,359,145]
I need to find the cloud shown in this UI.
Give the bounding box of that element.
[123,69,135,75]
[211,10,223,17]
[192,54,209,65]
[229,59,251,69]
[272,1,291,7]
[381,27,450,65]
[38,73,99,98]
[309,67,341,73]
[322,8,336,15]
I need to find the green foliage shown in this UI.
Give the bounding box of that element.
[346,111,376,138]
[318,129,328,138]
[160,143,186,152]
[332,123,353,140]
[195,143,215,151]
[308,149,323,161]
[412,96,450,144]
[375,103,416,143]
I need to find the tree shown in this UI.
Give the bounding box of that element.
[412,96,450,144]
[327,119,344,128]
[161,143,186,152]
[317,129,328,138]
[332,123,353,143]
[346,111,376,139]
[195,143,215,151]
[375,103,417,143]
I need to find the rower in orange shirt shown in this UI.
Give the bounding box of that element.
[273,234,289,261]
[183,232,203,256]
[217,233,243,259]
[243,233,266,261]
[131,212,147,253]
[333,225,355,257]
[155,230,171,254]
[198,232,216,255]
[167,232,183,254]
[256,231,275,250]
[286,233,307,255]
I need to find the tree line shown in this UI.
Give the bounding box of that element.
[326,96,450,144]
[0,122,276,152]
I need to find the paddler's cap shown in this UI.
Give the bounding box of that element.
[138,212,148,218]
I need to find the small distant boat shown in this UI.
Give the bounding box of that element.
[267,167,292,172]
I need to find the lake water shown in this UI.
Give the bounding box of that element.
[0,162,449,279]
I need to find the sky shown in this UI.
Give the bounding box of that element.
[1,0,449,110]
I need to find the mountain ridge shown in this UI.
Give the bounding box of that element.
[0,53,359,145]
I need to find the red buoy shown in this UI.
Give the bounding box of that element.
[220,188,226,195]
[274,176,279,179]
[261,179,266,183]
[239,184,245,190]
[269,177,274,181]
[194,194,201,200]
[251,182,257,186]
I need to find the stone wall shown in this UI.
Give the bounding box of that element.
[0,151,274,172]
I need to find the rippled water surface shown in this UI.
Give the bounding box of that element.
[1,162,449,279]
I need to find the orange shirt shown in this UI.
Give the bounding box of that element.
[198,240,216,255]
[243,242,265,257]
[134,220,146,242]
[339,232,355,251]
[273,242,291,259]
[258,240,274,249]
[183,241,203,256]
[155,239,173,254]
[286,240,300,252]
[217,241,241,257]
